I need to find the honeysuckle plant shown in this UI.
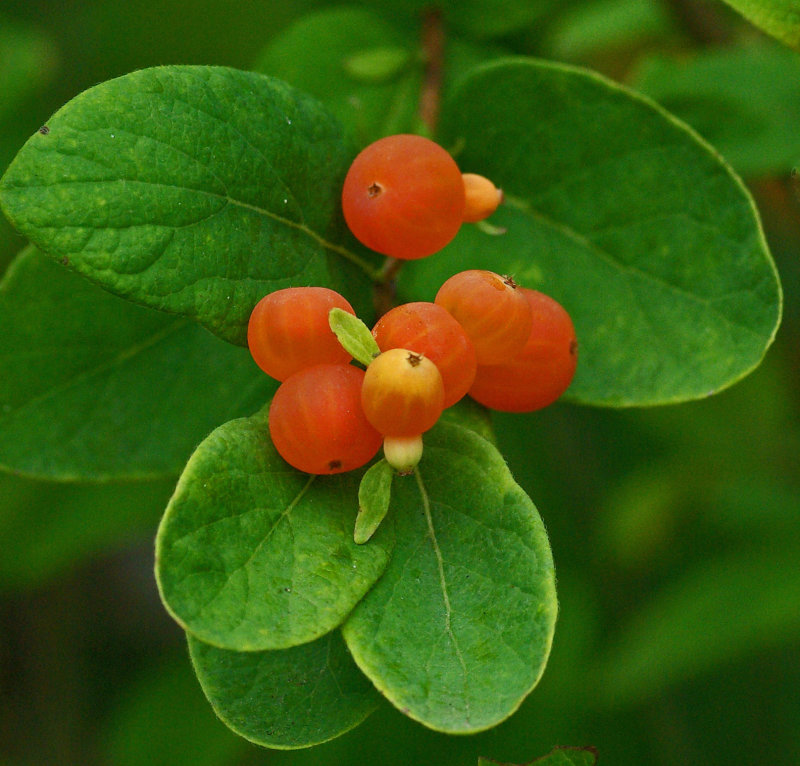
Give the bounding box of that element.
[0,1,786,755]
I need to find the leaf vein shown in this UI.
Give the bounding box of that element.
[0,318,189,425]
[195,474,316,621]
[415,469,471,723]
[508,199,769,341]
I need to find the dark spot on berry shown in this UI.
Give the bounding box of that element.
[406,351,423,367]
[367,182,383,198]
[502,274,518,289]
[328,459,342,470]
[570,339,578,356]
[38,125,50,135]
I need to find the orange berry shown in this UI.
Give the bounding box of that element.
[248,287,355,381]
[361,348,445,437]
[462,173,502,222]
[269,364,382,474]
[469,289,578,412]
[372,302,476,408]
[341,134,465,260]
[434,270,532,365]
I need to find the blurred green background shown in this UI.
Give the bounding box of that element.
[1,1,798,764]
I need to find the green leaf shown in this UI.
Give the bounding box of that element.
[720,0,800,49]
[188,630,381,749]
[0,247,274,480]
[253,7,506,145]
[632,42,800,177]
[355,459,394,544]
[591,543,800,708]
[342,420,557,733]
[0,471,173,593]
[155,405,395,651]
[253,7,422,144]
[439,397,495,444]
[544,0,675,61]
[329,307,380,367]
[400,58,782,406]
[0,65,378,345]
[344,46,412,83]
[479,746,598,766]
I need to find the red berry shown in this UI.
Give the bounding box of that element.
[372,302,477,408]
[269,364,382,474]
[468,289,578,412]
[341,134,465,260]
[462,173,502,222]
[248,287,355,381]
[434,270,532,365]
[361,348,445,437]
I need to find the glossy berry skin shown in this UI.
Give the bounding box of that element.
[469,289,578,413]
[462,173,502,222]
[269,364,382,474]
[372,302,477,408]
[248,287,355,381]
[341,134,465,260]
[361,348,445,437]
[434,270,532,365]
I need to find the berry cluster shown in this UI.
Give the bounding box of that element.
[246,134,575,478]
[247,271,576,477]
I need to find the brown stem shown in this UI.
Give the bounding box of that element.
[373,257,402,318]
[419,7,445,136]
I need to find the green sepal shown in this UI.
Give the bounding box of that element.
[355,459,394,544]
[329,307,380,367]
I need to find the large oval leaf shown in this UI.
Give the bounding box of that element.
[720,0,800,49]
[155,405,395,651]
[254,7,501,146]
[342,420,557,733]
[188,630,381,749]
[633,42,800,177]
[0,65,379,344]
[399,58,782,406]
[254,7,421,145]
[0,247,274,480]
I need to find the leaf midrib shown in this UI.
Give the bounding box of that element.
[6,174,370,272]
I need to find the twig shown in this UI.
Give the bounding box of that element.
[419,7,445,136]
[373,257,402,317]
